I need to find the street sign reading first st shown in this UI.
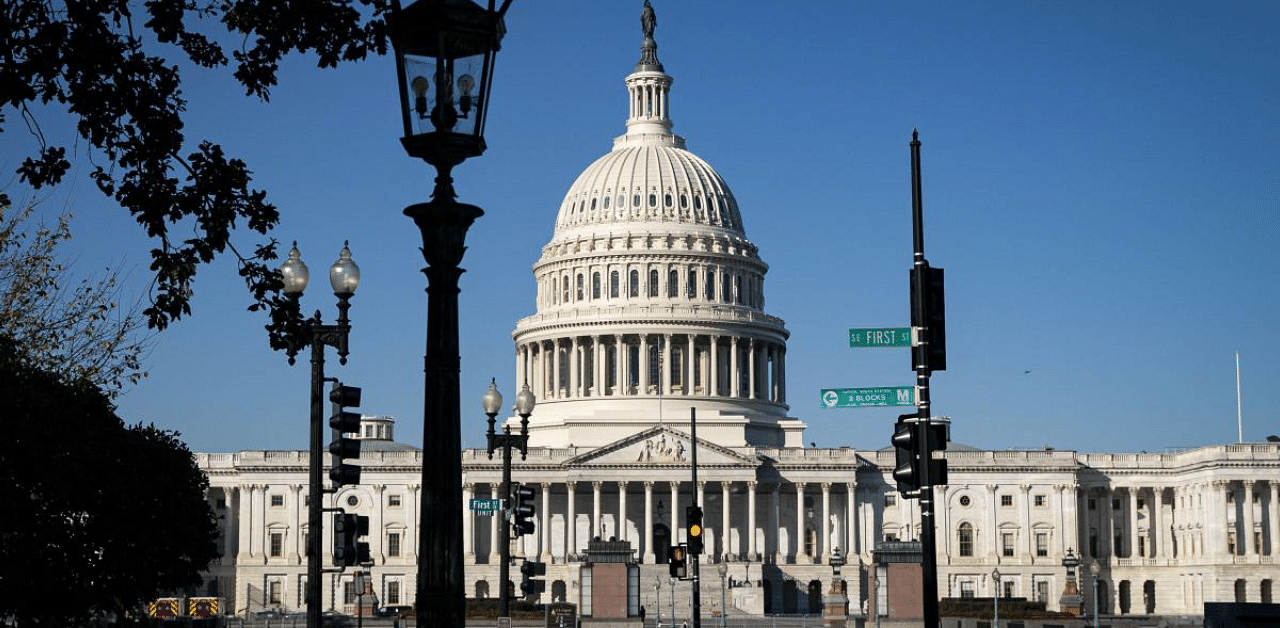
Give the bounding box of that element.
[820,386,916,409]
[470,498,503,515]
[849,327,912,348]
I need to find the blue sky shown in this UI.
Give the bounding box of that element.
[6,1,1278,454]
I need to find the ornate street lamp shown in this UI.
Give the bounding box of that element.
[388,2,512,627]
[485,380,535,619]
[824,547,847,627]
[1059,548,1084,616]
[1090,561,1102,628]
[279,242,361,628]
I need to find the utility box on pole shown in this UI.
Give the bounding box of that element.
[873,542,924,620]
[579,538,640,624]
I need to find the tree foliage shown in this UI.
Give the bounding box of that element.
[1,0,391,348]
[0,197,149,396]
[0,335,220,627]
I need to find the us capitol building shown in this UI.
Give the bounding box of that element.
[195,4,1280,620]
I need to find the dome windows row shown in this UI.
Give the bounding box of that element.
[539,263,764,310]
[561,188,740,229]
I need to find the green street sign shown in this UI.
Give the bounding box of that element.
[470,498,503,514]
[849,327,912,348]
[820,386,916,409]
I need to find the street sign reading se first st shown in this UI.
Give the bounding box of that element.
[470,498,502,515]
[820,386,916,409]
[849,327,912,348]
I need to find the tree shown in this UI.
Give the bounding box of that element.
[0,335,220,627]
[0,197,149,396]
[2,0,392,348]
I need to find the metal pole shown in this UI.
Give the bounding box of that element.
[409,196,483,628]
[909,130,941,628]
[499,432,513,618]
[656,581,663,628]
[719,570,727,628]
[306,320,325,628]
[1093,573,1101,628]
[689,407,701,628]
[669,578,676,627]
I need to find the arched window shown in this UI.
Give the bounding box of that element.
[592,272,601,299]
[686,269,697,299]
[648,193,657,207]
[721,272,731,302]
[577,274,585,300]
[734,275,743,305]
[958,522,974,557]
[668,269,679,298]
[629,270,640,297]
[706,270,716,302]
[648,269,659,297]
[664,193,672,207]
[609,270,619,298]
[603,195,610,209]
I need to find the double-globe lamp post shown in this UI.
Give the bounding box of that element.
[386,1,513,626]
[991,568,1001,628]
[278,242,361,628]
[1090,562,1102,628]
[483,380,536,619]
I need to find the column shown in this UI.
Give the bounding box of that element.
[1209,481,1228,556]
[566,481,577,560]
[730,337,740,398]
[747,339,757,399]
[845,481,858,556]
[662,334,673,397]
[772,484,782,562]
[985,484,998,558]
[776,345,786,403]
[1078,486,1090,560]
[592,481,603,539]
[1150,487,1162,560]
[936,485,950,558]
[669,482,680,541]
[570,337,580,397]
[1020,484,1033,559]
[640,335,650,394]
[489,483,499,562]
[644,481,656,563]
[709,335,720,396]
[1128,487,1139,558]
[1100,487,1113,559]
[615,335,625,395]
[686,334,695,395]
[289,484,303,561]
[821,483,832,562]
[408,485,420,560]
[541,483,553,563]
[1269,482,1280,556]
[462,483,475,560]
[594,335,604,397]
[552,339,562,399]
[618,481,629,541]
[1243,481,1256,555]
[747,481,758,560]
[721,481,731,559]
[795,482,806,562]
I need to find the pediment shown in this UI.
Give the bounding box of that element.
[564,426,755,468]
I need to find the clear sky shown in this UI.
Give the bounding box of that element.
[6,1,1278,454]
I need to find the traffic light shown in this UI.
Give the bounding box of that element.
[891,413,921,496]
[512,483,536,536]
[329,383,362,487]
[685,505,704,555]
[668,544,687,579]
[891,413,949,496]
[519,559,546,596]
[333,513,370,567]
[909,265,946,372]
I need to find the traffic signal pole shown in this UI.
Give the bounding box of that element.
[910,130,941,628]
[689,408,702,628]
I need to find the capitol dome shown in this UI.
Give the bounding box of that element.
[511,5,803,449]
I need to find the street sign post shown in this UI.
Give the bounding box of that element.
[820,386,916,408]
[470,498,503,515]
[849,327,912,348]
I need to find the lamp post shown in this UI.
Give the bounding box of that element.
[655,578,663,628]
[824,547,847,628]
[279,242,361,628]
[669,577,676,627]
[1059,548,1084,616]
[717,562,728,628]
[991,569,1000,628]
[484,380,536,619]
[388,2,512,627]
[1090,562,1101,628]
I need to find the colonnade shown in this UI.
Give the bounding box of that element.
[516,333,785,404]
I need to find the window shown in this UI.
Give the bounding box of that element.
[269,580,282,605]
[958,523,974,557]
[1227,532,1237,554]
[668,269,679,298]
[1034,495,1046,507]
[271,494,284,507]
[364,425,373,437]
[609,270,619,298]
[1001,495,1013,507]
[1036,532,1048,557]
[387,581,401,605]
[649,269,659,297]
[1112,498,1121,510]
[1138,535,1146,557]
[1137,498,1146,509]
[388,494,402,507]
[884,494,896,507]
[734,275,743,304]
[1088,498,1097,511]
[649,193,657,207]
[1002,581,1014,598]
[1036,581,1049,603]
[592,272,601,299]
[603,195,610,209]
[562,273,569,303]
[1002,532,1015,557]
[686,269,697,299]
[346,495,359,507]
[960,581,974,598]
[270,532,283,557]
[959,495,971,507]
[577,274,585,300]
[629,270,639,297]
[706,270,715,301]
[1227,491,1236,503]
[388,532,401,557]
[344,581,356,604]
